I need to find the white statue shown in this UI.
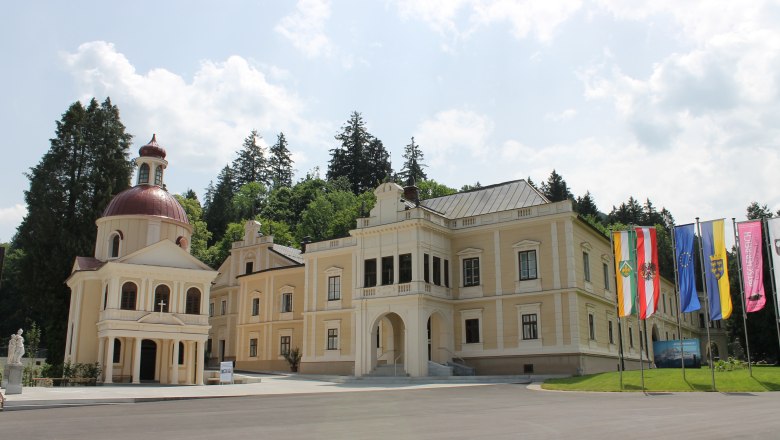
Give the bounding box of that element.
[7,329,25,365]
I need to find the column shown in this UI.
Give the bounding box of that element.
[196,341,205,385]
[185,341,194,384]
[132,337,142,384]
[97,337,106,383]
[171,339,180,385]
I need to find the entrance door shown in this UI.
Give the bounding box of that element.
[219,340,226,362]
[140,340,157,382]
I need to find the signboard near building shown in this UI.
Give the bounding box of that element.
[653,339,701,368]
[219,361,234,384]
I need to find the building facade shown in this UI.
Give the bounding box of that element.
[212,181,721,377]
[65,136,217,384]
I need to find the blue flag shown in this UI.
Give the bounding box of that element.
[674,224,701,313]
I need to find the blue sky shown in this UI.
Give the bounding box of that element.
[2,0,779,243]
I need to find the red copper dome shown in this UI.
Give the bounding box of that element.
[139,134,167,159]
[102,185,189,224]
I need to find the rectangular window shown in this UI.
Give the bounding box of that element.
[221,300,227,315]
[463,257,480,287]
[207,339,212,357]
[249,338,258,357]
[583,252,591,282]
[399,253,412,283]
[328,276,341,300]
[518,250,537,280]
[608,321,614,344]
[327,328,338,350]
[522,314,538,340]
[280,336,291,356]
[281,292,293,313]
[245,261,253,275]
[251,298,260,316]
[381,256,394,285]
[364,259,377,287]
[444,260,450,288]
[629,328,634,348]
[465,318,480,343]
[209,303,214,317]
[433,256,441,285]
[588,314,595,340]
[663,294,667,313]
[424,253,430,283]
[603,263,609,290]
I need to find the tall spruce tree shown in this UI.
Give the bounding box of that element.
[204,165,237,244]
[268,132,294,189]
[232,130,268,188]
[575,191,599,217]
[540,169,573,202]
[327,112,391,194]
[398,137,427,185]
[14,98,133,365]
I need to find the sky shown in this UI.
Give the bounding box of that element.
[2,0,780,243]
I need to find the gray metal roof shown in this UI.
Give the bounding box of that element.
[420,180,549,219]
[271,244,304,264]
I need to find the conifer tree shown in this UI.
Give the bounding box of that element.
[204,165,237,244]
[575,191,599,217]
[232,130,268,187]
[268,132,294,189]
[14,98,133,365]
[540,169,573,202]
[398,137,427,184]
[327,112,391,193]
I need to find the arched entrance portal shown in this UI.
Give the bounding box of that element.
[140,339,157,382]
[370,313,405,373]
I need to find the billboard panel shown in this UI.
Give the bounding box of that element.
[653,339,701,368]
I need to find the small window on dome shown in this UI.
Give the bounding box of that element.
[154,165,163,186]
[138,163,150,184]
[109,231,122,259]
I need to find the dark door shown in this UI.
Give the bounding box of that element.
[140,340,157,381]
[219,340,226,362]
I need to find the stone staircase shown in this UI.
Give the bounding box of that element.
[427,361,453,376]
[367,364,408,377]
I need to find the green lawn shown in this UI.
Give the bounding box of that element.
[542,366,780,392]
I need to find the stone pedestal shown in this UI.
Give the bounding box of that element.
[2,364,8,388]
[5,364,23,395]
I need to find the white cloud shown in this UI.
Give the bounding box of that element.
[394,0,582,45]
[0,204,26,242]
[413,109,495,178]
[61,41,329,192]
[275,0,333,58]
[544,108,577,122]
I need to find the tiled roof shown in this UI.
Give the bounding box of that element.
[75,256,105,271]
[420,180,548,219]
[272,244,304,264]
[102,185,189,224]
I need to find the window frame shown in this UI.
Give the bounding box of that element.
[153,284,171,313]
[185,287,201,315]
[364,258,377,287]
[518,250,538,281]
[281,292,293,313]
[399,253,412,284]
[251,297,260,316]
[522,313,538,340]
[328,275,341,301]
[460,308,483,350]
[327,328,339,350]
[138,163,150,184]
[381,256,394,286]
[249,338,258,357]
[280,335,291,357]
[120,282,138,311]
[462,257,480,287]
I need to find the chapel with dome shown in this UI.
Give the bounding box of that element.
[64,135,217,385]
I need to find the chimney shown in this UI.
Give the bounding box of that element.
[403,184,419,207]
[300,236,312,253]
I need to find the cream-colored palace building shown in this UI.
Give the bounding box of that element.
[65,137,727,383]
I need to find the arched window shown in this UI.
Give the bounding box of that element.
[109,232,122,259]
[154,165,163,186]
[185,287,201,314]
[138,163,150,184]
[113,339,121,363]
[154,285,171,312]
[120,282,137,310]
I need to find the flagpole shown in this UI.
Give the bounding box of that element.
[631,225,645,392]
[610,229,624,391]
[670,224,686,381]
[696,217,717,392]
[762,217,780,355]
[732,218,753,377]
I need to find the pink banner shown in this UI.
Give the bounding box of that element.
[738,220,765,313]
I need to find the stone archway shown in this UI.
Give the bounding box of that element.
[426,311,450,364]
[370,312,406,373]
